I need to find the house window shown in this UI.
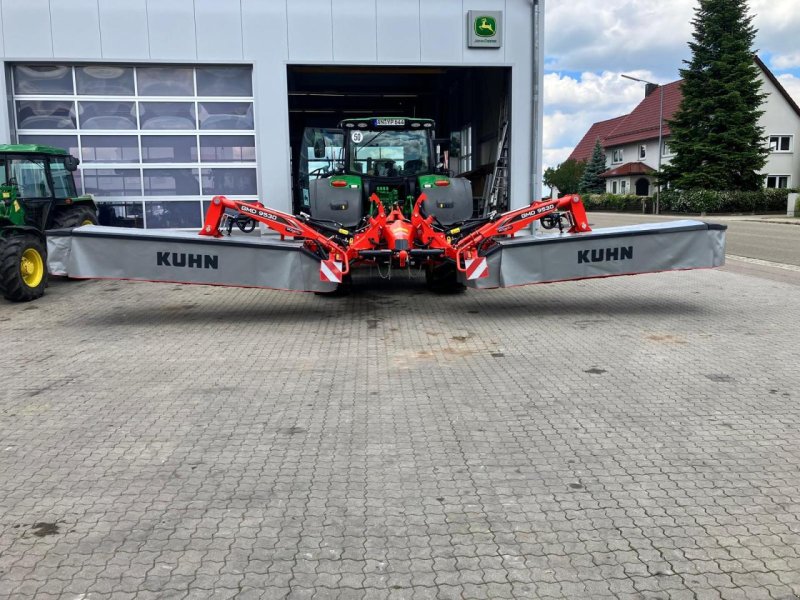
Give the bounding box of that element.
[768,136,792,153]
[639,144,646,160]
[620,180,627,194]
[766,175,790,189]
[612,149,623,164]
[612,180,618,194]
[662,141,673,156]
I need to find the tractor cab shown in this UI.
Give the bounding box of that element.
[0,144,96,231]
[301,117,473,228]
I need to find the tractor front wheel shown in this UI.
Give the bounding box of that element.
[0,234,48,302]
[50,205,98,229]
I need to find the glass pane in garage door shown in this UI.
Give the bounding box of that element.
[16,101,76,129]
[196,66,253,96]
[141,136,198,163]
[76,66,135,96]
[78,101,137,129]
[14,65,74,95]
[143,169,200,196]
[198,102,254,130]
[139,102,196,130]
[83,169,142,196]
[81,136,139,163]
[145,201,202,228]
[200,135,255,162]
[18,135,79,157]
[137,67,194,96]
[201,168,258,195]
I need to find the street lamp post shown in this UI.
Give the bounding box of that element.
[622,74,664,214]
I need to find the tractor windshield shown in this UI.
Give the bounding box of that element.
[9,158,50,199]
[48,157,78,198]
[348,130,430,177]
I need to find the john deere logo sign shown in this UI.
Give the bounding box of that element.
[467,11,502,48]
[475,16,496,37]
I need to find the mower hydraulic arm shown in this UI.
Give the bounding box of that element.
[200,195,351,273]
[457,194,590,249]
[412,194,591,272]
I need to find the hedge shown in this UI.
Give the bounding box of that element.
[582,194,651,212]
[579,189,796,214]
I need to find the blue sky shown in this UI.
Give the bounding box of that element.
[541,0,800,171]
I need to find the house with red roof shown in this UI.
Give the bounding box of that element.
[568,57,800,196]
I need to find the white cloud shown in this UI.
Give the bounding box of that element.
[750,0,800,66]
[773,53,800,70]
[777,75,800,106]
[544,0,800,79]
[544,0,695,77]
[542,147,575,174]
[544,71,652,112]
[542,72,654,154]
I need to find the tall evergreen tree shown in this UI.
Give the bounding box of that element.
[661,0,767,191]
[579,139,607,194]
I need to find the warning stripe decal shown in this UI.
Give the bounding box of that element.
[465,257,488,280]
[320,260,343,283]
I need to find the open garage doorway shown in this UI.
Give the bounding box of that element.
[287,65,511,214]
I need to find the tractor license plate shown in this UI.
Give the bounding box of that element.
[374,118,405,127]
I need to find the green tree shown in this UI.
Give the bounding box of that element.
[579,140,607,194]
[543,159,585,196]
[661,0,767,190]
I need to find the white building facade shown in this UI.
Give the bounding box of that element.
[0,0,544,228]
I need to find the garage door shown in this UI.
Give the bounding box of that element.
[12,64,257,229]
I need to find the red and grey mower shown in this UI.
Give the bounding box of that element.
[46,191,726,294]
[46,116,725,293]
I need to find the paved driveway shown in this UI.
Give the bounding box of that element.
[1,267,799,599]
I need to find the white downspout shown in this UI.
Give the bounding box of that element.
[531,0,544,203]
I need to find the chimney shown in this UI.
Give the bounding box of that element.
[645,83,659,98]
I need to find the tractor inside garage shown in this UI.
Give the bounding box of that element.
[286,65,511,216]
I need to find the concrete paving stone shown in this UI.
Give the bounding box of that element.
[2,270,800,599]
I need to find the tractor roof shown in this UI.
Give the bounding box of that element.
[338,117,435,130]
[0,144,72,156]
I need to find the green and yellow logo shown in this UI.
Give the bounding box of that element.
[474,15,497,38]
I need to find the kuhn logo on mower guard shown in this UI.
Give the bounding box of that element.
[578,246,633,264]
[157,252,219,270]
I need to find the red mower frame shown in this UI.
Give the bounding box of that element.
[198,193,592,283]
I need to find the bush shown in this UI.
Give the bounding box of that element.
[581,194,648,212]
[580,189,796,214]
[659,189,793,214]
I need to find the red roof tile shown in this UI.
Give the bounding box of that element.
[600,162,656,178]
[567,115,628,162]
[603,80,683,147]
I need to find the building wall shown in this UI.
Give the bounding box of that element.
[759,70,800,188]
[0,0,539,214]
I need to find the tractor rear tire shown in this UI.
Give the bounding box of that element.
[0,234,48,302]
[50,205,98,229]
[425,263,466,294]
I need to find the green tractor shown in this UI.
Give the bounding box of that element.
[0,144,97,302]
[299,117,473,228]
